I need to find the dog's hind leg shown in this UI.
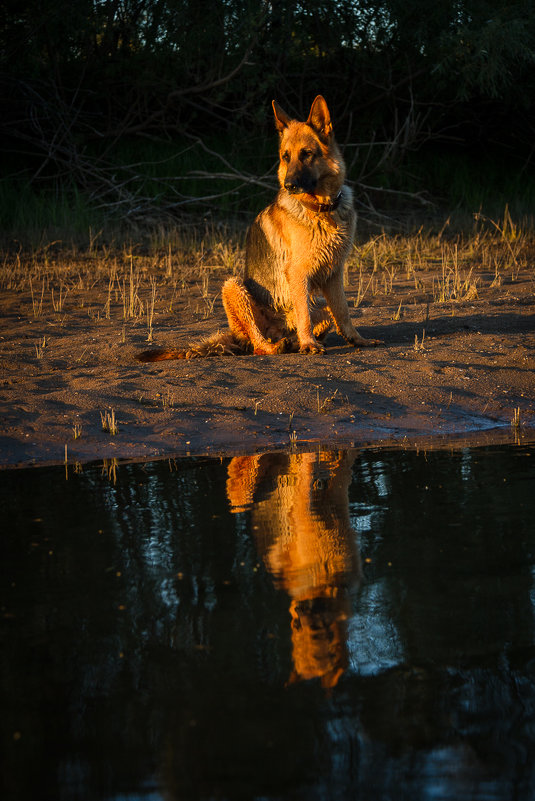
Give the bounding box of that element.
[222,277,288,355]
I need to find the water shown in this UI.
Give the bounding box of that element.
[1,443,535,801]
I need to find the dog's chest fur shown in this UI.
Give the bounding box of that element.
[245,185,356,311]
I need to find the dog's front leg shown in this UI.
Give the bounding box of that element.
[288,273,325,353]
[323,273,383,347]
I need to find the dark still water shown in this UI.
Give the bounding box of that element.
[1,443,535,801]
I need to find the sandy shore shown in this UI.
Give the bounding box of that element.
[1,265,534,468]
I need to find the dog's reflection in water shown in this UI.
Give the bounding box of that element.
[227,451,361,689]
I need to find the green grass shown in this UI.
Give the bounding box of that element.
[403,147,535,221]
[3,137,535,248]
[0,179,105,247]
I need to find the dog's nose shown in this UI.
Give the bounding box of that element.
[284,181,300,193]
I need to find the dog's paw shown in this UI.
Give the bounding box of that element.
[348,334,383,348]
[299,339,325,354]
[254,337,289,355]
[276,337,294,354]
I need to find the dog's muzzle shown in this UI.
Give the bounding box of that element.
[284,172,317,195]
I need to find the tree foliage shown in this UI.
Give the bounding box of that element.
[1,0,535,223]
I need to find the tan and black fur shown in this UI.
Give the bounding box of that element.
[137,95,381,362]
[226,450,362,688]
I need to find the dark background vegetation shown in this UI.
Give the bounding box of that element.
[2,0,535,240]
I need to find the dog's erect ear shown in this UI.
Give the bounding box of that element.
[307,95,333,141]
[272,100,292,134]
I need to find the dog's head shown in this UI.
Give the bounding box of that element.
[272,95,345,199]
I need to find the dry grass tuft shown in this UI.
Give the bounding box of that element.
[100,409,119,435]
[1,211,533,337]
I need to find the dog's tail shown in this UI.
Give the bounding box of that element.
[136,331,251,362]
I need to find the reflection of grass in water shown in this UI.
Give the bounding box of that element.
[102,458,118,484]
[511,407,522,430]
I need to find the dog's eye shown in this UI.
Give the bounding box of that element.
[282,151,290,163]
[300,149,315,162]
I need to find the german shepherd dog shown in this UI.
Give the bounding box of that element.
[137,95,381,361]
